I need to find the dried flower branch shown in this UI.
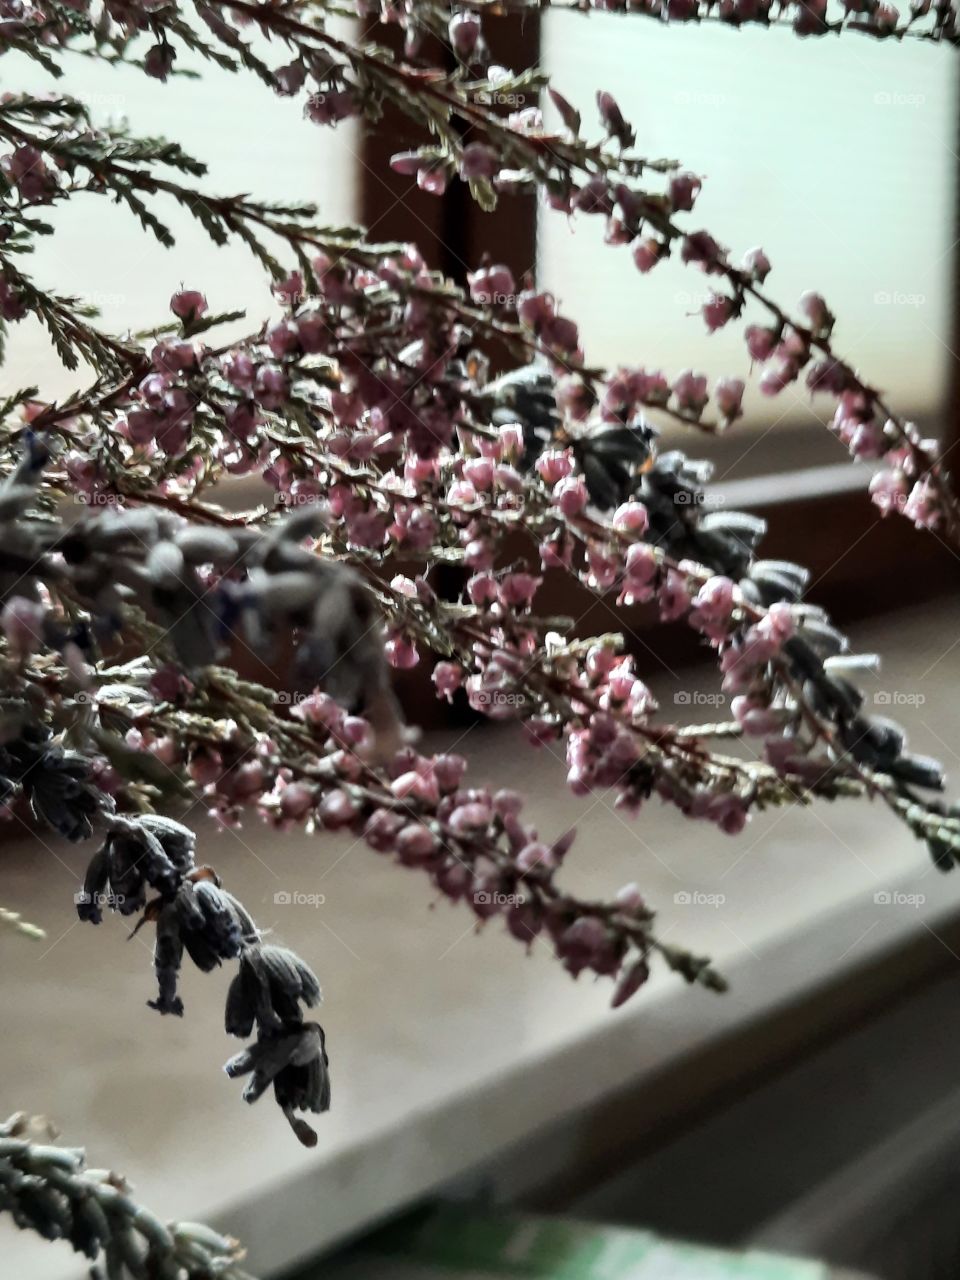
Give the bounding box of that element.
[397,0,960,47]
[1,0,958,1171]
[0,1113,255,1277]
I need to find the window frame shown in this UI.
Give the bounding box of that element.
[358,14,960,653]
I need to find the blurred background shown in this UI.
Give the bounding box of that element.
[3,13,960,1280]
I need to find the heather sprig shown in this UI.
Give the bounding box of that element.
[2,0,960,1169]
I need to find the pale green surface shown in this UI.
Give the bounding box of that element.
[318,1207,829,1279]
[540,17,959,422]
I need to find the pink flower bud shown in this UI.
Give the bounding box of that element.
[702,294,734,333]
[745,325,778,361]
[170,290,207,323]
[144,41,176,79]
[266,320,300,359]
[798,291,832,333]
[904,477,940,530]
[433,753,468,792]
[467,572,498,605]
[463,456,494,489]
[536,450,572,485]
[517,290,555,330]
[632,238,663,274]
[672,370,709,414]
[448,10,481,56]
[707,793,748,835]
[557,916,618,977]
[433,662,463,701]
[447,479,477,506]
[389,151,422,177]
[280,782,316,820]
[624,542,658,584]
[493,789,524,817]
[669,171,702,212]
[459,142,497,179]
[468,264,516,305]
[449,802,493,835]
[396,823,438,865]
[869,469,909,517]
[417,166,449,196]
[385,634,419,669]
[714,376,745,421]
[611,957,650,1008]
[365,809,404,852]
[596,91,633,147]
[692,574,735,620]
[681,231,724,273]
[611,501,649,535]
[499,573,541,607]
[464,539,494,570]
[517,841,555,874]
[275,60,307,95]
[742,246,771,282]
[615,882,646,913]
[759,364,793,397]
[554,475,588,517]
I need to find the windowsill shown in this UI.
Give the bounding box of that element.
[2,600,960,1278]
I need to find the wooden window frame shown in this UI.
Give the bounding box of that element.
[360,15,960,666]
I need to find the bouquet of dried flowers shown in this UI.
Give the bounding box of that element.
[1,1,958,1244]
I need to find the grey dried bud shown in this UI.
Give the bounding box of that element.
[225,943,321,1035]
[172,527,239,565]
[145,540,186,589]
[224,1022,330,1146]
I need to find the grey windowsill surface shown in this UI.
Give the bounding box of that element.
[2,599,959,1279]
